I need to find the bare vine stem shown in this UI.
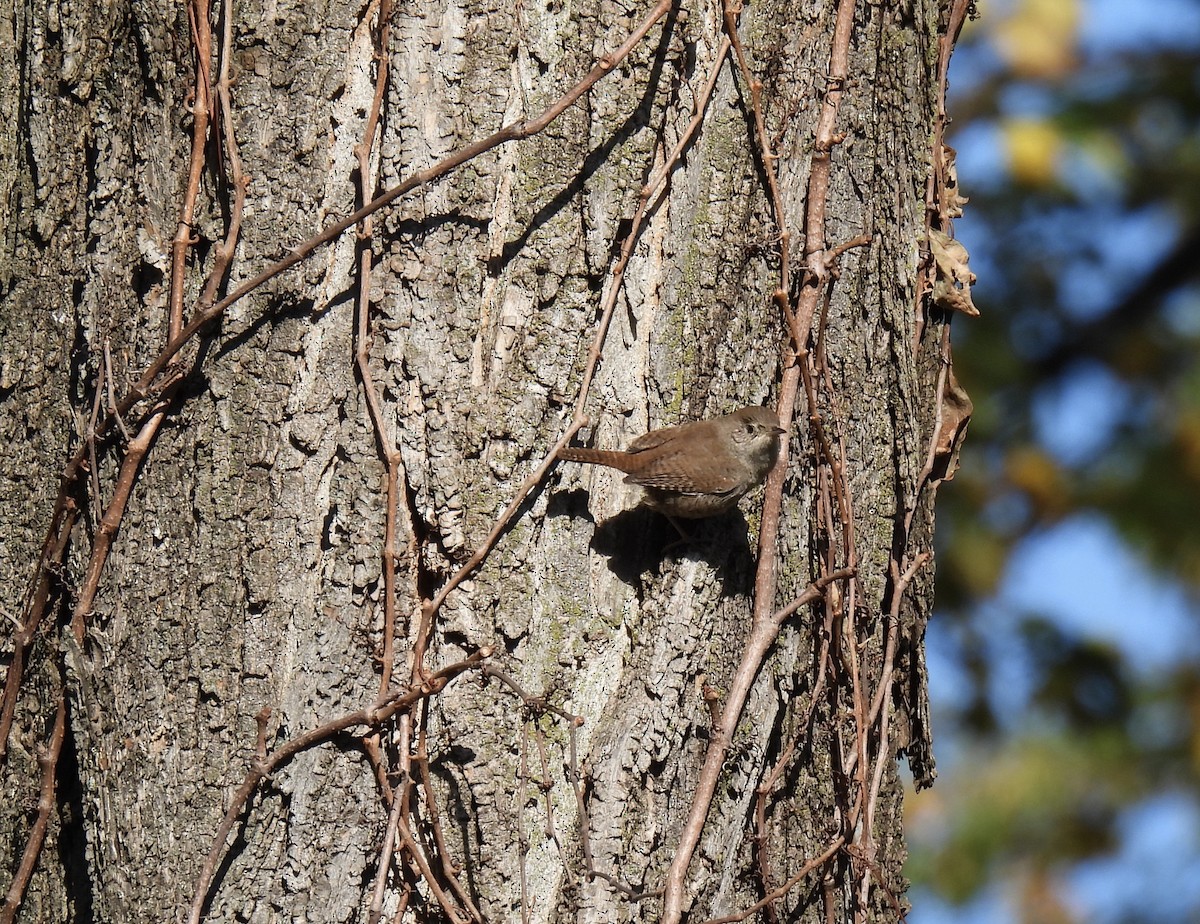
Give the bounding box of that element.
[1,1,243,917]
[351,0,402,698]
[0,501,75,762]
[1,0,244,756]
[0,692,66,924]
[185,648,491,924]
[417,711,483,918]
[659,570,854,924]
[343,4,442,919]
[698,836,846,924]
[367,781,407,924]
[660,0,862,917]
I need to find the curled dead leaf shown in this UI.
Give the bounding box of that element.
[932,367,973,483]
[928,227,980,317]
[941,144,969,219]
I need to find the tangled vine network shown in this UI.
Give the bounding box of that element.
[1,0,977,921]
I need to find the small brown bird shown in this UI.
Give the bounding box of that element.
[558,406,785,519]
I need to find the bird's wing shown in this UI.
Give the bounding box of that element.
[624,452,742,495]
[625,425,686,453]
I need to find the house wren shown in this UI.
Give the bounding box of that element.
[558,406,785,518]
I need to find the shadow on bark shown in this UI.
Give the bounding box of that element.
[549,487,758,592]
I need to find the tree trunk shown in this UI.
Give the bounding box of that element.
[0,0,966,921]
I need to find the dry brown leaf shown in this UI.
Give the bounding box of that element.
[941,144,969,219]
[932,366,973,483]
[928,227,980,317]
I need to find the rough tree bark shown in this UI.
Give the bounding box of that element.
[0,0,972,922]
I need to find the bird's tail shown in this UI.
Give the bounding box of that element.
[557,447,637,473]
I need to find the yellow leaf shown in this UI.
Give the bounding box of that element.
[1002,118,1063,186]
[992,0,1080,79]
